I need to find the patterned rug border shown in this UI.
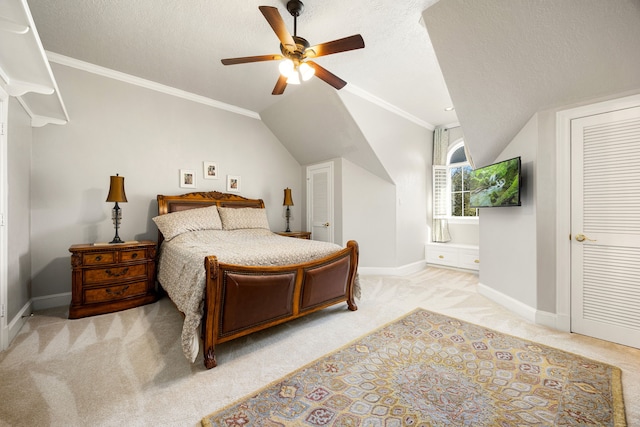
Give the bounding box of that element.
[201,308,626,426]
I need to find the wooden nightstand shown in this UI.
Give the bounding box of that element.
[68,240,158,319]
[275,231,312,240]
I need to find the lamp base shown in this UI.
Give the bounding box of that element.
[285,206,291,232]
[110,236,124,244]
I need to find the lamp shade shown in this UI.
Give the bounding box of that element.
[283,188,294,206]
[106,174,128,203]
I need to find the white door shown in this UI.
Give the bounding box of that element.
[570,106,640,349]
[306,162,334,243]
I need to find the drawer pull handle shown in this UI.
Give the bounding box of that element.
[438,255,444,259]
[131,253,138,259]
[105,267,129,277]
[474,259,480,263]
[95,256,102,261]
[105,286,129,296]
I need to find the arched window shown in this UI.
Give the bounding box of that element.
[447,141,477,218]
[433,140,478,219]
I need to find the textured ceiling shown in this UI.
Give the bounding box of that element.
[26,0,456,128]
[423,0,640,167]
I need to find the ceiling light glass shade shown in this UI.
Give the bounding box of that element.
[286,72,301,85]
[299,62,315,81]
[279,59,295,77]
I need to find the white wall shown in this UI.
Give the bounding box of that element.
[30,63,303,298]
[341,158,396,267]
[479,114,538,308]
[7,97,32,319]
[339,90,431,267]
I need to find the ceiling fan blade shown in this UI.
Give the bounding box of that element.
[307,61,347,90]
[221,54,283,65]
[272,74,288,95]
[259,6,296,52]
[306,34,365,58]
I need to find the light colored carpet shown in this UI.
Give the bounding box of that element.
[1,267,639,426]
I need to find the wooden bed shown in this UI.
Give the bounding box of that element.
[156,191,359,369]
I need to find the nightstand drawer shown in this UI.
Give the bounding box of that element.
[84,263,147,284]
[120,249,147,262]
[83,251,115,265]
[84,281,148,303]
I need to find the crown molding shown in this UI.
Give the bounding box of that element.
[343,84,435,130]
[45,52,437,128]
[46,52,261,120]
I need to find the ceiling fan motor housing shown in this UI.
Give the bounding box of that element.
[280,36,310,64]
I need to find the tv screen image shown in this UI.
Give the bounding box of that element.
[469,157,521,208]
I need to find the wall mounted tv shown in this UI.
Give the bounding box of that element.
[469,156,521,208]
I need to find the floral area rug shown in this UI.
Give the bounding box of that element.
[201,309,626,426]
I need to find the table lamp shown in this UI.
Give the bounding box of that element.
[106,174,127,243]
[283,187,294,232]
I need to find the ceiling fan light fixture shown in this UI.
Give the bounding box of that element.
[299,62,315,81]
[279,59,295,77]
[221,5,365,94]
[286,71,301,85]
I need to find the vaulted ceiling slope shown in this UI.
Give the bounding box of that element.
[261,80,393,183]
[26,0,456,132]
[423,0,640,168]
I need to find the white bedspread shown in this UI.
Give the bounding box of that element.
[157,229,351,362]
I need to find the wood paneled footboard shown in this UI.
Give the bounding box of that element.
[201,240,359,369]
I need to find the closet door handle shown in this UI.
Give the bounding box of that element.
[575,233,596,242]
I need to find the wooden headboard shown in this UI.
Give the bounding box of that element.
[157,191,265,215]
[156,191,265,244]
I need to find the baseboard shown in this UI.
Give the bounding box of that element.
[32,292,72,311]
[534,310,558,330]
[477,282,558,329]
[554,313,571,332]
[359,260,426,276]
[7,299,33,346]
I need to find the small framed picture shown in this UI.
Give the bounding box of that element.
[180,169,196,188]
[203,161,218,180]
[226,175,241,192]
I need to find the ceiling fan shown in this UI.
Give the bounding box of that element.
[221,0,365,95]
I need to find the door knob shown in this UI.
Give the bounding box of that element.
[323,222,330,227]
[575,233,596,242]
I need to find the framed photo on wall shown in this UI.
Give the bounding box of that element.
[226,175,241,192]
[203,161,218,180]
[180,169,196,188]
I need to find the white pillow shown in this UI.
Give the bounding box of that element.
[152,205,222,240]
[218,207,270,230]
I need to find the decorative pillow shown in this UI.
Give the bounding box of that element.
[218,207,270,230]
[152,205,222,240]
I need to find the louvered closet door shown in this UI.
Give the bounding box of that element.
[571,106,640,349]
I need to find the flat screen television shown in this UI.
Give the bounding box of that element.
[469,156,521,208]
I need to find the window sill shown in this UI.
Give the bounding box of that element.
[447,217,479,225]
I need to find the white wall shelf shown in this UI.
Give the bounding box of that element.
[0,0,68,127]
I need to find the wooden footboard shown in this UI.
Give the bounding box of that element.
[202,240,359,369]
